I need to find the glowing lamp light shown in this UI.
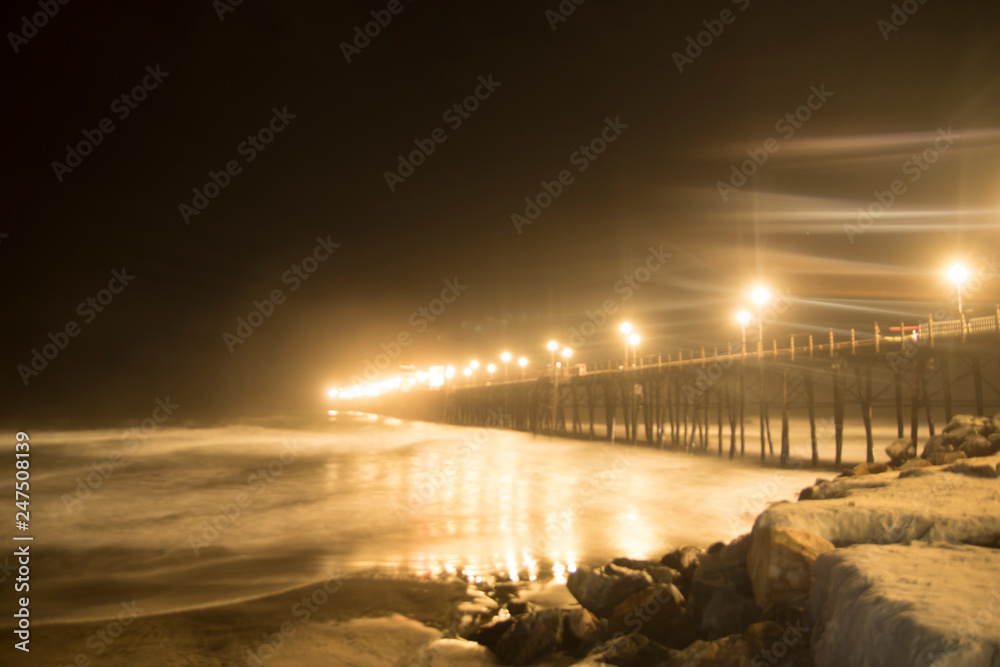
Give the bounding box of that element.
[470,360,479,369]
[737,310,752,325]
[547,340,558,352]
[628,333,640,346]
[620,322,632,335]
[518,357,528,367]
[752,286,770,305]
[487,363,496,373]
[501,351,512,363]
[948,264,969,285]
[327,388,338,398]
[445,366,455,379]
[463,368,471,377]
[562,347,573,359]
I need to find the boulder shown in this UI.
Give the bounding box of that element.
[885,438,915,466]
[561,607,604,656]
[921,434,948,460]
[992,413,1000,433]
[663,621,808,667]
[942,450,968,465]
[660,545,702,593]
[610,558,681,587]
[747,526,835,609]
[699,588,759,640]
[504,598,537,617]
[944,424,976,446]
[494,608,563,665]
[567,565,654,618]
[897,457,931,471]
[686,535,753,627]
[960,434,994,458]
[579,632,676,666]
[608,583,693,649]
[848,461,891,477]
[466,614,514,650]
[943,414,979,433]
[989,433,1000,453]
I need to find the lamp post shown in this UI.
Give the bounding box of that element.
[518,356,528,379]
[620,322,632,369]
[487,363,496,383]
[736,310,752,457]
[737,310,751,358]
[948,264,969,316]
[501,351,512,379]
[751,286,772,462]
[463,367,472,384]
[628,333,640,368]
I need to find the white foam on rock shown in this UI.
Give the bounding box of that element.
[811,543,1000,667]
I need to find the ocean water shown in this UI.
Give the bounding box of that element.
[7,412,833,665]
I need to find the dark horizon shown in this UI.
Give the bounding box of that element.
[3,0,1000,425]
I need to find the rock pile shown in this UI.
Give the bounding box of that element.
[862,413,1000,475]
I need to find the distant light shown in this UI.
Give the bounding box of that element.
[752,286,771,305]
[948,264,969,285]
[518,357,528,367]
[628,333,640,345]
[547,340,558,351]
[327,388,338,398]
[562,347,573,359]
[487,364,496,373]
[620,322,632,335]
[463,368,471,377]
[737,310,752,325]
[470,360,479,369]
[445,366,455,378]
[501,351,512,363]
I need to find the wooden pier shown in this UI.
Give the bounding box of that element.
[441,311,1000,467]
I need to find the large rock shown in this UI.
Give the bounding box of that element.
[578,632,676,666]
[607,583,694,649]
[562,607,604,657]
[465,614,514,650]
[567,565,653,618]
[885,438,915,466]
[663,621,809,667]
[610,558,681,586]
[922,434,949,460]
[944,424,976,446]
[961,434,995,458]
[660,545,702,594]
[699,588,759,640]
[747,526,834,609]
[943,414,980,433]
[753,456,1000,547]
[686,535,753,627]
[811,543,1000,667]
[494,608,563,665]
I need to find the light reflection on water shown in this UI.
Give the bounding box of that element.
[28,412,825,623]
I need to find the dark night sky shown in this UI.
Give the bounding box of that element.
[3,0,999,424]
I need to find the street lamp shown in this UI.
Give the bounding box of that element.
[948,264,969,315]
[470,360,479,370]
[487,363,496,382]
[751,286,772,461]
[463,367,472,383]
[518,356,528,379]
[620,322,632,368]
[628,333,640,367]
[547,340,559,376]
[501,351,512,379]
